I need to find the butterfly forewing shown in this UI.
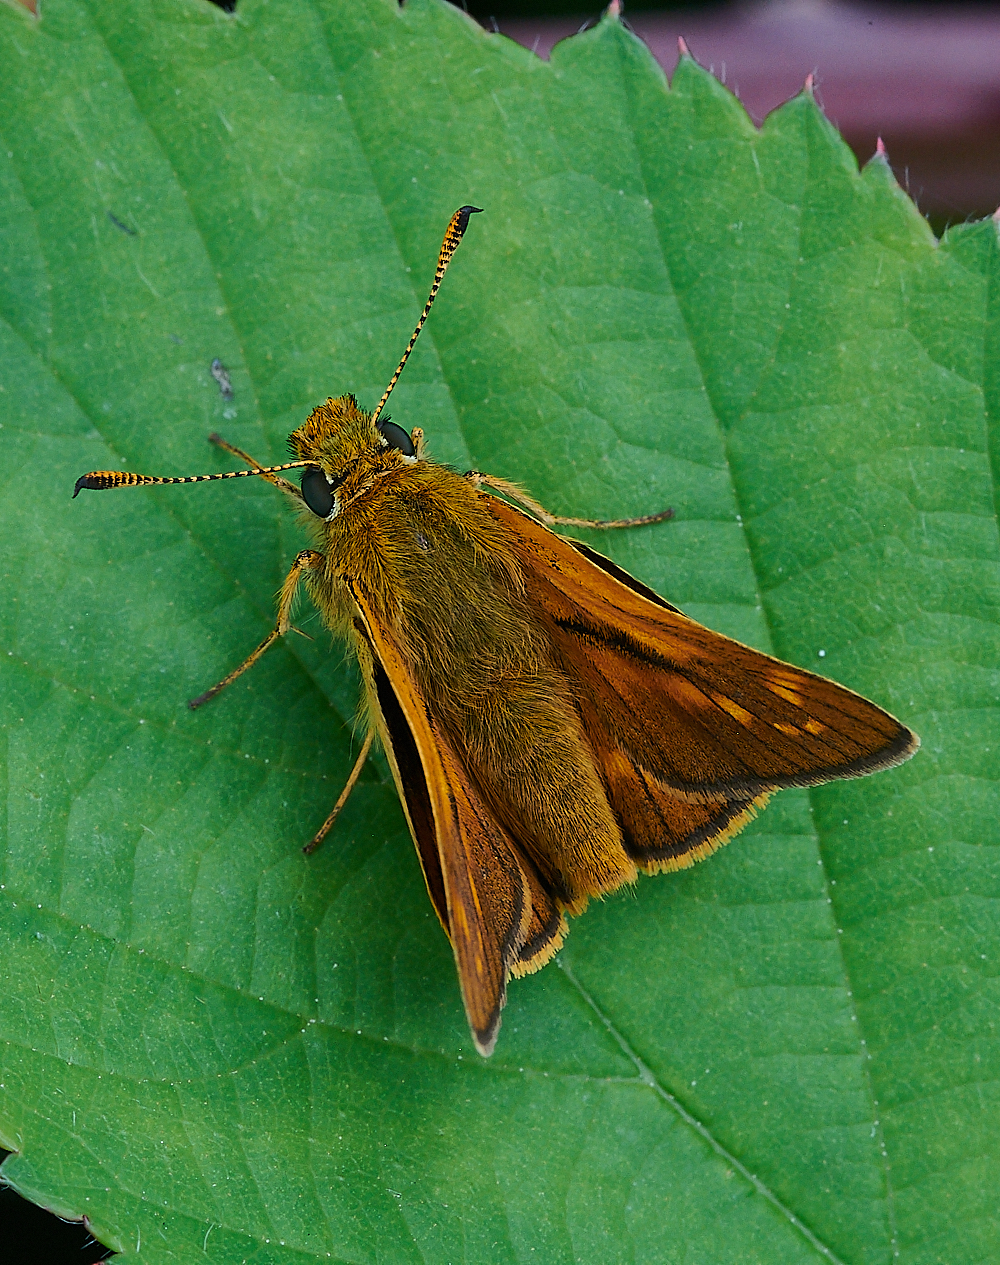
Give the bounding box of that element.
[485,497,918,801]
[349,581,564,1056]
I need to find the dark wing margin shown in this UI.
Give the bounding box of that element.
[566,538,683,614]
[367,646,447,932]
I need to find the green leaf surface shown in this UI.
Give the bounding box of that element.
[1,1,997,1262]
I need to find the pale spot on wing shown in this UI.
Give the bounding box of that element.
[606,747,634,776]
[804,718,827,734]
[773,723,800,737]
[668,675,716,711]
[767,680,804,706]
[709,691,757,728]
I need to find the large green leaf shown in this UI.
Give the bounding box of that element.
[1,1,997,1261]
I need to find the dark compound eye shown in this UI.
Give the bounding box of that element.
[300,466,335,518]
[377,421,415,457]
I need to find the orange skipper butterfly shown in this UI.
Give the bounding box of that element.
[75,208,918,1055]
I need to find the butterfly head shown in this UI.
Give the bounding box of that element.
[288,393,420,521]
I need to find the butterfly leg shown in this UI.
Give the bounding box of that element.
[208,432,303,500]
[302,728,375,854]
[188,549,325,708]
[467,472,673,529]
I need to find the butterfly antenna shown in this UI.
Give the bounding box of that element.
[371,205,482,425]
[72,460,310,497]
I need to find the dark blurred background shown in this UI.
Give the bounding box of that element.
[4,0,999,1261]
[476,0,1000,230]
[1,1148,111,1264]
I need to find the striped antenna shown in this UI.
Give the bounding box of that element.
[371,205,482,425]
[73,460,309,498]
